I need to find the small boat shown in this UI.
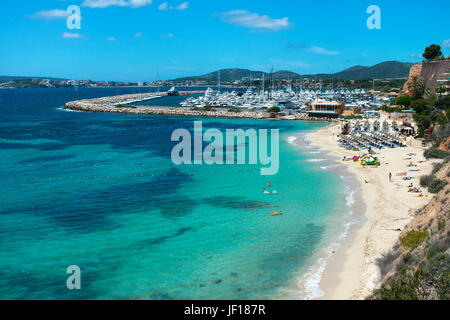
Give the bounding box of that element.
[269,211,283,216]
[167,87,179,96]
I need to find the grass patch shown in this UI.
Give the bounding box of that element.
[400,230,429,250]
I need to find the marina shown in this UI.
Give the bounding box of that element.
[177,87,391,112]
[63,86,397,122]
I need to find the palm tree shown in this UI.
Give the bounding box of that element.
[435,83,446,100]
[407,77,426,99]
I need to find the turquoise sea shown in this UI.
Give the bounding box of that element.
[0,88,354,300]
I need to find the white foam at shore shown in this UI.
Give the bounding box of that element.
[320,164,340,170]
[302,258,326,299]
[286,136,298,144]
[307,158,326,163]
[346,190,355,207]
[298,182,359,299]
[57,107,82,113]
[301,218,355,300]
[286,128,361,300]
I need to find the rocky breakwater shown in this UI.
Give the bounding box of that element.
[63,93,270,119]
[64,93,336,121]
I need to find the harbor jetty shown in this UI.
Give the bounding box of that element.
[63,93,334,121]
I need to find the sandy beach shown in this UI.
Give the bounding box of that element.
[307,123,436,300]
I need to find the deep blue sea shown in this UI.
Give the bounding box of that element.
[0,87,353,300]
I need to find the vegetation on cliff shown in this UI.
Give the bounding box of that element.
[369,160,449,300]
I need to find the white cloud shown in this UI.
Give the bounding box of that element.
[61,32,86,39]
[158,1,189,11]
[134,32,143,37]
[82,0,152,8]
[176,1,189,10]
[161,33,175,38]
[106,36,117,41]
[442,39,450,49]
[158,2,169,10]
[30,9,70,20]
[287,43,341,55]
[308,46,341,55]
[220,10,292,32]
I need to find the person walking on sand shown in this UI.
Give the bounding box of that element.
[389,172,392,182]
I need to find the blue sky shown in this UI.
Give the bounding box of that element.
[1,0,449,81]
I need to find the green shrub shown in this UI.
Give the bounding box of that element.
[428,179,448,194]
[400,230,429,250]
[391,96,413,108]
[420,175,434,187]
[378,105,403,113]
[432,162,445,175]
[377,251,397,277]
[370,269,429,300]
[438,219,446,231]
[424,148,450,159]
[267,106,281,113]
[203,104,213,111]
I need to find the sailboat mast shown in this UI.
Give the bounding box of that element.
[218,70,221,93]
[269,66,273,101]
[157,68,160,94]
[262,73,265,99]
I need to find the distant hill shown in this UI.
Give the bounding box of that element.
[173,61,414,83]
[0,76,68,83]
[306,61,415,80]
[173,69,300,82]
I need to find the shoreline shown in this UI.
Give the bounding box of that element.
[286,126,365,300]
[305,123,436,300]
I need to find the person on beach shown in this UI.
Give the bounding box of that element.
[389,172,392,182]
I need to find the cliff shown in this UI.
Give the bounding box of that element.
[403,60,450,95]
[370,159,449,300]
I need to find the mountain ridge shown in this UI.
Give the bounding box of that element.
[174,61,414,82]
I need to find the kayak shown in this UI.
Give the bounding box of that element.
[269,211,283,216]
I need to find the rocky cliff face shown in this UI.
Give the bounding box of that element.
[370,160,449,300]
[403,60,450,95]
[403,64,423,95]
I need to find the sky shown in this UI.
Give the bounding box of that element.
[0,0,449,81]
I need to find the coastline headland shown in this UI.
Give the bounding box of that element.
[63,93,334,121]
